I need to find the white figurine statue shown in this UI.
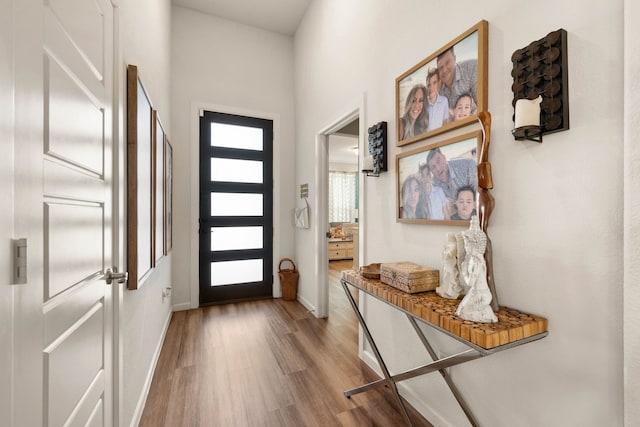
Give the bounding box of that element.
[455,216,498,323]
[454,232,469,293]
[436,233,465,299]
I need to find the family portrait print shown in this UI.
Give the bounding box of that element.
[397,131,480,225]
[396,20,488,147]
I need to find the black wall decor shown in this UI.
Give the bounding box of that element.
[511,29,569,142]
[365,121,387,176]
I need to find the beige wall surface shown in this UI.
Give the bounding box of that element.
[0,0,14,422]
[170,6,296,308]
[624,0,640,424]
[118,0,174,425]
[294,1,626,426]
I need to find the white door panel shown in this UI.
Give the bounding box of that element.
[47,0,105,78]
[44,278,104,345]
[12,0,116,424]
[44,304,104,427]
[44,159,105,202]
[46,56,105,174]
[44,201,104,299]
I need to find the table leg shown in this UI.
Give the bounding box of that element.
[341,280,414,427]
[406,315,481,427]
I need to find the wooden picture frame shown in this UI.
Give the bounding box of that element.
[395,20,488,147]
[396,131,481,225]
[126,65,154,290]
[164,139,173,254]
[153,110,165,264]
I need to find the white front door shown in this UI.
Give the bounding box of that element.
[13,0,116,425]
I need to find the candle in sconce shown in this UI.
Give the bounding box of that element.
[514,96,542,128]
[362,156,374,170]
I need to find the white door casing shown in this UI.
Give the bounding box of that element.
[13,0,116,426]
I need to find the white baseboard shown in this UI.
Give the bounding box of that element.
[172,301,192,312]
[129,310,173,427]
[296,294,317,315]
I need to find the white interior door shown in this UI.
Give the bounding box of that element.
[13,0,116,426]
[42,1,115,425]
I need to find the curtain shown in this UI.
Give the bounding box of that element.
[329,171,357,223]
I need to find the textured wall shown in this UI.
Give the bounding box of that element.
[624,0,640,424]
[294,1,624,425]
[118,1,174,425]
[170,6,296,308]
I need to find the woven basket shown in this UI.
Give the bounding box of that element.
[278,258,299,301]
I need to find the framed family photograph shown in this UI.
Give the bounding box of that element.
[397,131,481,225]
[395,20,488,147]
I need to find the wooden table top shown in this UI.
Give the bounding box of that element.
[341,269,548,350]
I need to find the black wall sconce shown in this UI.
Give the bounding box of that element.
[511,29,569,142]
[363,121,387,176]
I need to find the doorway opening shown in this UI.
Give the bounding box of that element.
[327,125,360,323]
[315,103,364,319]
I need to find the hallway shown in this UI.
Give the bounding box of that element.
[139,260,432,426]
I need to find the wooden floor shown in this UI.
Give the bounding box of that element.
[139,260,433,427]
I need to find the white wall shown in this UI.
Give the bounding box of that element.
[117,0,174,425]
[294,1,625,426]
[623,0,640,424]
[170,6,296,308]
[0,0,14,422]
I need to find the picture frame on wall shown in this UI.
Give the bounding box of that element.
[153,110,165,265]
[164,139,173,254]
[397,131,481,225]
[126,64,154,290]
[395,20,488,147]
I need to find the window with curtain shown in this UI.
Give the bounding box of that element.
[328,171,357,223]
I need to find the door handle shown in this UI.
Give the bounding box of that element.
[105,267,128,285]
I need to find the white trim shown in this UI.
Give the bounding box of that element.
[623,0,640,424]
[189,101,282,308]
[314,95,366,320]
[112,4,125,425]
[171,302,192,312]
[296,293,315,313]
[129,311,172,427]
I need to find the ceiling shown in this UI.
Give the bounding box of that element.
[172,0,312,36]
[172,0,356,164]
[329,134,358,165]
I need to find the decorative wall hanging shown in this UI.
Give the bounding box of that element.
[164,138,173,254]
[511,29,569,142]
[363,121,387,176]
[396,130,481,225]
[127,65,173,289]
[126,64,154,290]
[295,184,310,229]
[395,20,488,147]
[153,110,165,265]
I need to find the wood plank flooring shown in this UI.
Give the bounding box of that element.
[139,260,433,427]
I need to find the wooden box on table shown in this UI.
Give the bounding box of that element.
[380,262,439,293]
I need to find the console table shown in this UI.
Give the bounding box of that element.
[340,270,548,427]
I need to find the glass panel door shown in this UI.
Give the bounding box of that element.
[199,111,273,304]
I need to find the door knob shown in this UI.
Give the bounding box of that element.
[105,267,128,285]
